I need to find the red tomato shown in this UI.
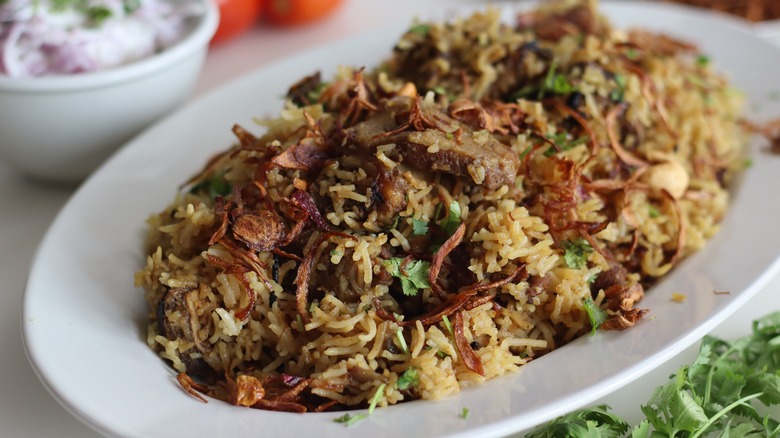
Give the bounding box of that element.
[265,0,344,26]
[212,0,263,44]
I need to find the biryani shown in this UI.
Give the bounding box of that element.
[135,0,748,413]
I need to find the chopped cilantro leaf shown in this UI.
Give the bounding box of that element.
[543,133,589,157]
[396,368,420,390]
[432,86,446,95]
[460,407,470,419]
[333,412,367,426]
[519,145,534,159]
[610,73,627,102]
[436,350,450,359]
[562,238,593,269]
[442,315,454,337]
[190,174,232,199]
[441,201,462,236]
[412,218,429,236]
[395,328,410,355]
[744,158,754,168]
[368,383,386,414]
[524,405,629,437]
[648,204,661,218]
[382,258,431,296]
[306,81,329,103]
[696,54,710,67]
[582,298,607,336]
[626,48,639,60]
[409,23,430,37]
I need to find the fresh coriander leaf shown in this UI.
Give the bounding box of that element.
[412,218,429,236]
[519,145,534,159]
[744,158,754,168]
[631,420,651,438]
[626,48,639,60]
[442,315,454,337]
[382,258,431,296]
[334,412,367,426]
[524,405,629,438]
[441,201,462,236]
[432,86,447,95]
[368,383,386,414]
[190,174,232,199]
[610,74,627,102]
[409,23,430,37]
[460,407,469,419]
[436,350,449,359]
[396,368,419,390]
[696,54,710,67]
[395,328,410,355]
[543,133,588,157]
[648,204,661,218]
[562,237,593,269]
[582,298,607,336]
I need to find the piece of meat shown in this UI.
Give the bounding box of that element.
[591,263,628,295]
[348,98,519,190]
[159,287,214,379]
[371,168,409,225]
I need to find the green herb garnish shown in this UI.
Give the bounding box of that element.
[524,405,629,437]
[582,298,607,336]
[442,315,454,337]
[696,54,710,67]
[626,48,639,60]
[409,23,430,37]
[441,201,462,236]
[395,328,410,355]
[744,158,754,168]
[562,238,593,269]
[333,412,368,426]
[368,384,386,414]
[526,311,780,437]
[382,258,431,297]
[610,74,627,102]
[460,407,470,419]
[648,205,661,218]
[396,368,420,390]
[190,174,232,199]
[543,132,589,157]
[412,218,429,236]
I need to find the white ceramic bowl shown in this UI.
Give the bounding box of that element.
[0,1,219,182]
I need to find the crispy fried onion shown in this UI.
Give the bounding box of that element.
[605,103,649,168]
[376,96,459,139]
[599,282,648,331]
[428,223,466,297]
[453,311,485,376]
[176,372,208,403]
[343,67,378,126]
[448,99,528,136]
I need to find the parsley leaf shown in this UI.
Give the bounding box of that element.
[382,258,431,296]
[582,298,607,336]
[412,218,429,236]
[562,238,593,269]
[396,368,420,390]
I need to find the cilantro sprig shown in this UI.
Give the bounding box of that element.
[526,311,780,437]
[582,298,607,336]
[562,238,593,269]
[382,258,431,296]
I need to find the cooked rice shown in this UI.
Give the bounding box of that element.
[135,0,748,412]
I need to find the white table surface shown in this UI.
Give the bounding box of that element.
[3,1,780,436]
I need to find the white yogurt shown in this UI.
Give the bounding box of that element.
[0,0,202,77]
